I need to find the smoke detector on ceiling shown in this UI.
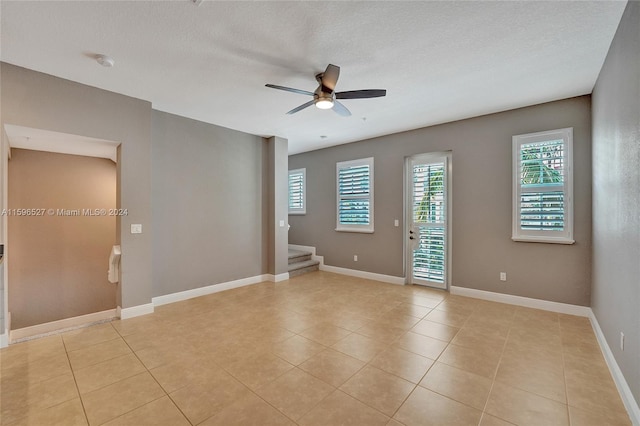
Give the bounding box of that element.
[96,54,115,68]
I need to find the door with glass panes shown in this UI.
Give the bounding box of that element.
[407,153,450,289]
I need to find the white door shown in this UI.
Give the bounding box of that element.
[407,153,450,289]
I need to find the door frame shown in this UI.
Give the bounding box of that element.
[404,151,452,290]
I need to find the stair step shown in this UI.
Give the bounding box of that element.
[288,249,312,264]
[288,258,319,271]
[288,259,320,278]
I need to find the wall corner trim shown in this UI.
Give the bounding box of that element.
[450,286,591,316]
[267,273,290,283]
[117,303,154,320]
[589,310,640,425]
[152,274,270,307]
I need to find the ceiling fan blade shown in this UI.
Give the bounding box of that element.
[286,100,315,115]
[321,64,340,92]
[265,84,314,97]
[332,100,351,117]
[336,89,387,99]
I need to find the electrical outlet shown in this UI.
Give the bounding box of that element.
[500,272,507,281]
[394,219,399,227]
[620,332,625,351]
[354,255,358,262]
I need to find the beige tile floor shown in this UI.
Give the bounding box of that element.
[0,271,632,426]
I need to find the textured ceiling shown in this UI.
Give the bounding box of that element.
[0,1,627,154]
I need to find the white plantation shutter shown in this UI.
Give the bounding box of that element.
[336,157,374,232]
[412,162,446,283]
[414,228,445,282]
[288,168,306,214]
[512,128,574,244]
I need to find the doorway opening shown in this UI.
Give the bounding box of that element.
[3,125,120,341]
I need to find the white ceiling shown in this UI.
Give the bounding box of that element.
[0,1,627,154]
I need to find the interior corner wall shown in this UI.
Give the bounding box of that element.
[151,110,267,297]
[266,136,288,276]
[8,149,116,329]
[0,62,153,310]
[591,0,640,406]
[289,96,592,306]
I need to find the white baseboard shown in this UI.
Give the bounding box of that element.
[450,286,591,317]
[320,264,405,285]
[266,273,290,282]
[10,309,117,342]
[589,310,640,425]
[289,244,404,285]
[152,274,269,307]
[0,331,7,348]
[117,303,154,320]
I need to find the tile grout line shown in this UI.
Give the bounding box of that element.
[559,318,572,425]
[111,319,194,426]
[338,293,461,423]
[476,304,514,426]
[386,302,449,422]
[61,330,96,426]
[71,323,176,424]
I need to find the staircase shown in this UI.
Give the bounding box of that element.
[288,249,320,278]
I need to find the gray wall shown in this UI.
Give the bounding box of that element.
[8,149,116,328]
[591,0,640,406]
[1,63,153,311]
[151,111,267,297]
[289,96,592,306]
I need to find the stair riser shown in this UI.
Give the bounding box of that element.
[288,254,311,264]
[289,264,319,278]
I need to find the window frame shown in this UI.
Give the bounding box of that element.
[336,157,374,233]
[512,127,574,244]
[288,168,306,215]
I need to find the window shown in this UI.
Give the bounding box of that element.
[336,157,374,233]
[512,128,573,244]
[288,168,306,214]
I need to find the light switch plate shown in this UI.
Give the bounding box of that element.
[131,224,142,234]
[279,220,285,227]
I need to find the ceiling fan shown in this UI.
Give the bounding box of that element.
[265,64,386,117]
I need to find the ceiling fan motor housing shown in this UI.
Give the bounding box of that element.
[314,74,335,109]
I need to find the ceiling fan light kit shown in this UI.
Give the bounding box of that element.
[315,98,334,110]
[266,64,386,117]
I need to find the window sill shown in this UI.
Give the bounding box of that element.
[512,236,575,245]
[288,212,306,215]
[335,227,374,234]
